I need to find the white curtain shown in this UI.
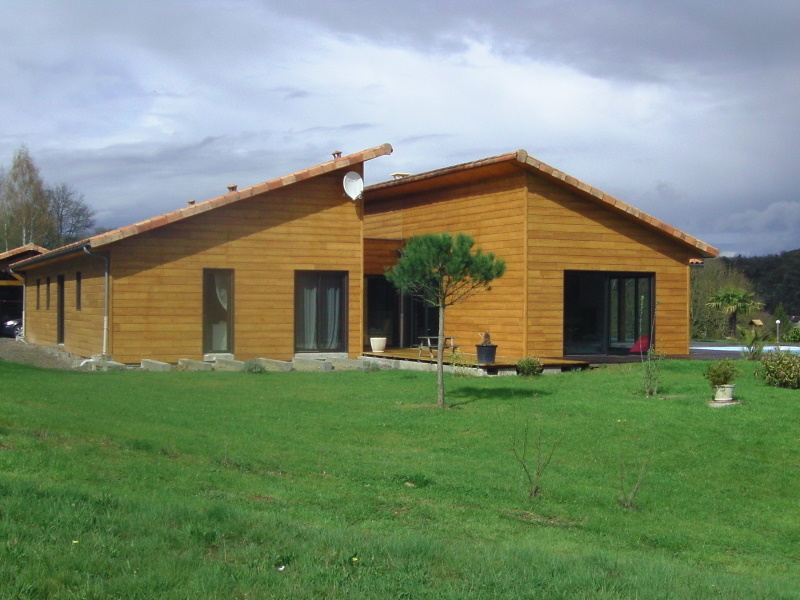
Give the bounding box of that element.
[300,282,317,350]
[296,273,344,351]
[321,279,341,350]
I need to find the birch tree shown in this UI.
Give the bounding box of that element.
[0,145,51,250]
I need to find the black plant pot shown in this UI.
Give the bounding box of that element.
[475,344,498,364]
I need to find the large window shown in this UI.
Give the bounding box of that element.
[203,269,234,354]
[564,271,654,355]
[295,271,348,352]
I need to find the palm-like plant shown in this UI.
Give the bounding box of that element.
[706,288,765,338]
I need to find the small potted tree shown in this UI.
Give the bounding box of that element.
[475,331,498,364]
[704,359,739,403]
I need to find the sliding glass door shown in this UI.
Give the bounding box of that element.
[564,271,654,355]
[295,271,348,352]
[608,276,652,352]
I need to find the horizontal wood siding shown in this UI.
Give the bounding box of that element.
[364,238,403,275]
[365,174,528,356]
[525,173,693,357]
[22,256,106,357]
[106,170,364,364]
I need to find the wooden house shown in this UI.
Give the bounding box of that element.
[0,244,46,325]
[11,145,393,363]
[363,150,718,357]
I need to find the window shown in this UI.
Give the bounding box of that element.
[76,272,82,311]
[46,277,51,310]
[295,271,348,352]
[36,279,40,310]
[564,271,654,355]
[203,269,234,353]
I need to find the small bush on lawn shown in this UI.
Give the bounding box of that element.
[757,350,800,389]
[517,356,544,376]
[244,360,267,374]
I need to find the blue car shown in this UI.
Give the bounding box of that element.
[1,318,22,338]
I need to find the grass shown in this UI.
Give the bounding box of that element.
[0,359,799,598]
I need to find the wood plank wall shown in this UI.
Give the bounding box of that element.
[525,173,693,356]
[365,173,528,356]
[364,238,403,275]
[22,255,106,357]
[105,170,364,364]
[365,168,695,359]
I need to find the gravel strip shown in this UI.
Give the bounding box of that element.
[0,337,84,370]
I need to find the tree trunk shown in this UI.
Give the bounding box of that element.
[437,304,446,408]
[728,312,737,338]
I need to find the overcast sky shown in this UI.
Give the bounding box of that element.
[1,0,798,256]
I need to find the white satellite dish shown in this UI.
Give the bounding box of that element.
[343,171,364,201]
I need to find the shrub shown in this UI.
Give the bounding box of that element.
[244,360,267,374]
[782,326,800,343]
[517,356,544,376]
[757,350,800,389]
[738,325,767,360]
[703,359,738,387]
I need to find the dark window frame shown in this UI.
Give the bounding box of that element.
[76,271,82,311]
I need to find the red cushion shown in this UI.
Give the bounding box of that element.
[629,335,650,353]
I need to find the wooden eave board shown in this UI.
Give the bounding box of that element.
[366,158,520,202]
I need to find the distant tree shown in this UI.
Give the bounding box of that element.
[725,250,800,315]
[45,183,96,246]
[707,288,765,338]
[0,145,52,251]
[386,233,506,408]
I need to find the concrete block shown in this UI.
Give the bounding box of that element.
[89,359,126,372]
[326,357,365,371]
[252,358,294,372]
[141,359,173,372]
[213,358,246,372]
[292,357,334,372]
[178,358,214,371]
[204,353,234,362]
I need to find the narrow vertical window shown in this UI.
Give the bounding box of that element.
[76,272,82,311]
[202,269,234,354]
[46,277,51,310]
[36,279,41,310]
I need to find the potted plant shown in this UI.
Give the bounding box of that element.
[475,331,498,364]
[369,336,387,353]
[703,359,739,402]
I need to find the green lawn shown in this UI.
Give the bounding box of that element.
[0,359,798,599]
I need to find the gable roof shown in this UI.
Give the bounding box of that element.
[12,143,393,270]
[366,149,719,258]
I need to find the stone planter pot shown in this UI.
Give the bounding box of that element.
[369,337,387,353]
[475,344,497,364]
[713,384,736,402]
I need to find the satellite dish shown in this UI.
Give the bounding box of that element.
[343,171,364,201]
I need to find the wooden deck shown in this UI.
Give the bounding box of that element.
[361,347,590,374]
